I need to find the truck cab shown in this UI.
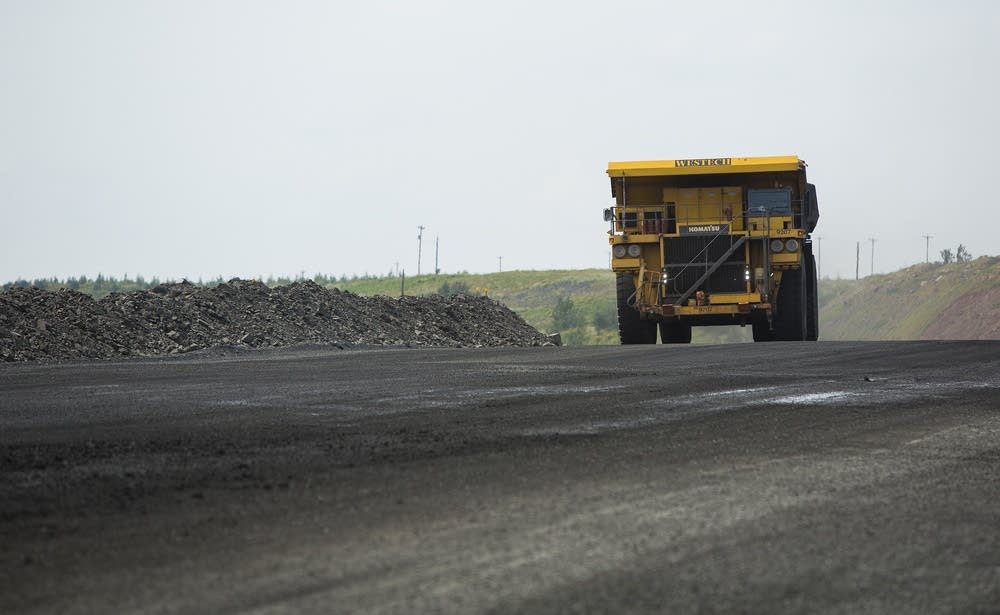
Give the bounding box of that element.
[604,155,820,343]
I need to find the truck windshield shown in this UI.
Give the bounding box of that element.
[747,188,792,215]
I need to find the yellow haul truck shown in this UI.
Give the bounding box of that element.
[604,155,819,343]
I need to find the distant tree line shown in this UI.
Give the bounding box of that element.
[2,274,173,298]
[939,244,973,264]
[547,295,620,345]
[436,280,473,296]
[1,271,399,299]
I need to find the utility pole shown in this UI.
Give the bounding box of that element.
[417,225,425,276]
[922,235,933,263]
[434,236,440,275]
[869,237,877,275]
[855,241,860,281]
[498,256,503,272]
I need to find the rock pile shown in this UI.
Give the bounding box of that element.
[0,280,554,362]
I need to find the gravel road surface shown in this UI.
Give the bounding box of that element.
[2,341,999,614]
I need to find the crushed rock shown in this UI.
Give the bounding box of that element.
[0,279,554,362]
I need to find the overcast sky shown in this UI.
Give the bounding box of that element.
[2,1,998,283]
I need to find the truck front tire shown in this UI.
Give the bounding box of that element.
[805,250,819,341]
[772,268,807,341]
[616,273,657,344]
[755,268,807,342]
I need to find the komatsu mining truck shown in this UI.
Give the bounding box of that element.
[604,155,819,343]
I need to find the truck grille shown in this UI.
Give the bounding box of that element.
[662,236,745,301]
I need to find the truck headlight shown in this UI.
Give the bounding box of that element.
[627,244,642,258]
[770,239,784,253]
[613,244,627,258]
[785,239,799,252]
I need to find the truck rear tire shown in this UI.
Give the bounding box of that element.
[617,273,657,344]
[751,316,774,342]
[805,250,819,341]
[659,321,692,344]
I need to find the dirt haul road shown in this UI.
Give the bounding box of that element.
[2,341,999,614]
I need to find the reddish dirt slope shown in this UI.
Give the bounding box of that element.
[922,285,1000,340]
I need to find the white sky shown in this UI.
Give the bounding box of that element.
[2,0,998,283]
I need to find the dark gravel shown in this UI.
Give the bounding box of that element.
[0,279,552,362]
[1,341,998,614]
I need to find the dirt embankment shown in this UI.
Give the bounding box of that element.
[0,279,553,362]
[920,285,1000,340]
[820,256,1000,340]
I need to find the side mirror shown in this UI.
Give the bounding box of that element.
[603,208,614,222]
